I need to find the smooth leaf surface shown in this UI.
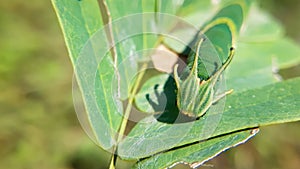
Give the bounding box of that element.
[105,1,172,99]
[52,0,124,150]
[227,38,300,91]
[52,0,103,62]
[135,74,170,114]
[240,5,284,43]
[134,129,259,169]
[107,0,155,18]
[121,77,300,159]
[226,4,300,91]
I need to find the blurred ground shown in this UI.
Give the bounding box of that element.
[0,0,299,169]
[0,1,111,169]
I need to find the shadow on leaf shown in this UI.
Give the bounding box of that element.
[146,75,196,123]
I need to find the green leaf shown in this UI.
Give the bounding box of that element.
[134,129,259,168]
[177,0,213,20]
[52,0,176,153]
[51,0,103,62]
[161,0,213,53]
[52,0,123,150]
[107,0,155,18]
[226,4,300,91]
[227,38,300,91]
[135,74,170,114]
[121,77,300,159]
[156,0,185,15]
[240,5,284,43]
[105,1,163,100]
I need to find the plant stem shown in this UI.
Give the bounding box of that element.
[117,63,148,142]
[97,0,117,64]
[108,63,148,168]
[109,153,117,169]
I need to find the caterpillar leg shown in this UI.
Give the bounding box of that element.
[212,89,233,104]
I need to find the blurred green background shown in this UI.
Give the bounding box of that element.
[0,0,299,169]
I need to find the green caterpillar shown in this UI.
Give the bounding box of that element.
[174,39,234,117]
[174,1,250,118]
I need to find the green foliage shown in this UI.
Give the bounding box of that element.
[120,76,300,159]
[51,0,300,168]
[134,129,258,168]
